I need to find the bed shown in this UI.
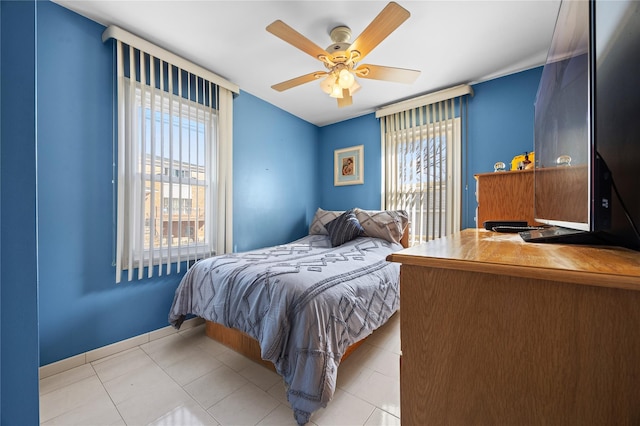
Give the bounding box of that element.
[169,208,408,424]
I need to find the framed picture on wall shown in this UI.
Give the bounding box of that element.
[334,145,364,186]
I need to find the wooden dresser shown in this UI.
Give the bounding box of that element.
[474,169,542,227]
[387,229,640,425]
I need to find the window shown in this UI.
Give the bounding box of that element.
[131,83,215,261]
[378,85,472,246]
[390,118,461,245]
[106,26,237,283]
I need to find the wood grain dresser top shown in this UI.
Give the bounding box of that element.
[387,229,640,290]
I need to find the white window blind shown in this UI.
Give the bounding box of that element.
[377,84,473,246]
[103,26,237,283]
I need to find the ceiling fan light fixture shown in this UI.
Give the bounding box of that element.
[338,68,355,89]
[329,83,344,98]
[320,76,333,94]
[266,2,419,107]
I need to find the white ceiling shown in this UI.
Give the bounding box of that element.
[53,0,561,127]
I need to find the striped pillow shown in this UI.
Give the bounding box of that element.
[325,209,364,247]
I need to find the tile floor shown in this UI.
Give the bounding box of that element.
[39,313,401,426]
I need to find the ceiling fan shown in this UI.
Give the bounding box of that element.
[266,1,421,108]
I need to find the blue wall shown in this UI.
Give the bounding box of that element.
[318,68,543,229]
[36,1,319,367]
[233,92,319,251]
[318,113,383,210]
[37,1,185,366]
[464,68,543,228]
[1,1,40,423]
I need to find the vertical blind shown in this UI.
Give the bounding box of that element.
[377,84,472,246]
[103,26,238,283]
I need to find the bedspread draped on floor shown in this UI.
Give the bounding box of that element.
[169,234,401,424]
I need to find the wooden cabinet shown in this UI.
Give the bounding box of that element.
[474,169,541,227]
[387,229,640,425]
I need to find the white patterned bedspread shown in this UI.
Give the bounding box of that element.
[169,234,401,424]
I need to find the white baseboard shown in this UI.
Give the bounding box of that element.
[39,317,204,379]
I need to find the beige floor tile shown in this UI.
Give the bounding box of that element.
[266,380,290,406]
[40,375,116,424]
[310,389,376,426]
[91,347,155,383]
[139,332,184,354]
[207,382,280,425]
[365,323,401,355]
[177,323,207,340]
[40,309,402,426]
[184,364,248,409]
[214,346,256,372]
[344,369,400,418]
[39,364,96,396]
[364,408,401,426]
[41,396,124,426]
[356,345,400,379]
[141,333,204,369]
[163,348,223,386]
[147,400,220,426]
[336,346,374,390]
[256,403,317,426]
[102,362,175,405]
[238,360,281,391]
[109,375,196,425]
[196,334,231,358]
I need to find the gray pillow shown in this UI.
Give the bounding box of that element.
[309,208,343,235]
[355,208,409,244]
[325,209,364,247]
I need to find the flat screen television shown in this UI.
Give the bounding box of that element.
[522,0,640,250]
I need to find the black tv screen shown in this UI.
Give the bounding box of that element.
[530,0,640,250]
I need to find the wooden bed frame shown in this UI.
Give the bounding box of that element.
[204,229,409,372]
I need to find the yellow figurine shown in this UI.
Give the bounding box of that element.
[511,151,534,170]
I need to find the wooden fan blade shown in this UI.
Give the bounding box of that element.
[337,89,353,108]
[271,71,327,92]
[356,64,420,84]
[266,20,329,60]
[347,2,410,61]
